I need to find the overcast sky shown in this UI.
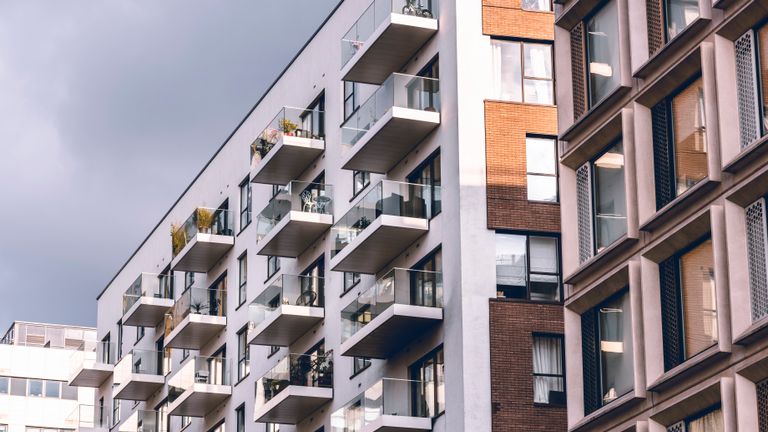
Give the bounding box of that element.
[0,0,339,332]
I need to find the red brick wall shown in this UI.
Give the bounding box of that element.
[489,300,567,432]
[482,0,555,39]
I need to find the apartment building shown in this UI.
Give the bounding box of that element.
[553,0,768,430]
[0,321,97,432]
[78,0,564,431]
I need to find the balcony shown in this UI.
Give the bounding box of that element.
[254,352,334,425]
[168,355,232,417]
[65,405,109,432]
[68,341,115,387]
[117,410,161,432]
[341,0,439,85]
[255,182,334,258]
[331,180,438,274]
[122,273,175,327]
[250,107,325,185]
[164,287,227,350]
[331,378,433,432]
[248,275,325,346]
[340,269,442,359]
[171,207,234,273]
[113,349,164,401]
[340,74,440,174]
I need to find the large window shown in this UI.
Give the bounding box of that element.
[582,289,634,414]
[239,177,251,231]
[664,0,699,40]
[495,233,560,301]
[592,141,627,252]
[237,328,249,381]
[532,335,565,405]
[238,253,247,306]
[408,151,442,217]
[410,346,445,417]
[491,39,554,104]
[586,0,620,107]
[526,136,558,202]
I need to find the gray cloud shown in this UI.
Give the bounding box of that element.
[0,0,339,331]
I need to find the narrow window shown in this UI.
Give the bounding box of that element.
[592,141,627,252]
[586,0,620,107]
[532,335,565,405]
[239,177,252,231]
[526,136,558,202]
[237,328,249,381]
[267,256,280,280]
[238,253,247,306]
[407,150,442,218]
[409,346,445,417]
[136,326,145,342]
[343,272,361,294]
[116,320,123,360]
[236,404,245,432]
[343,81,358,121]
[353,171,370,197]
[352,357,371,375]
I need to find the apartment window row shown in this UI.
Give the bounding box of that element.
[496,232,561,302]
[0,376,77,399]
[491,39,554,105]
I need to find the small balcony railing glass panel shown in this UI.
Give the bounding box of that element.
[122,273,174,315]
[249,275,324,328]
[331,180,439,257]
[341,74,440,149]
[341,0,440,68]
[114,349,162,379]
[341,268,442,342]
[250,107,325,168]
[168,355,231,401]
[70,340,116,371]
[171,208,234,257]
[120,410,161,432]
[66,404,109,430]
[256,352,334,403]
[255,181,334,240]
[330,378,432,431]
[164,287,227,337]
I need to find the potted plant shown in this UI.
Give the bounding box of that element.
[170,223,186,255]
[196,208,214,233]
[278,118,298,136]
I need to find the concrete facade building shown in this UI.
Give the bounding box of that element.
[79,0,565,431]
[554,0,768,430]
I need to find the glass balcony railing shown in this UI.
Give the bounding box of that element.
[114,349,162,381]
[164,287,227,337]
[330,378,432,431]
[122,273,174,315]
[168,355,231,402]
[256,352,334,403]
[119,410,161,432]
[249,275,324,328]
[66,404,109,430]
[341,74,440,150]
[331,180,439,257]
[171,207,234,257]
[255,181,334,241]
[250,107,325,169]
[341,268,442,342]
[70,340,116,372]
[341,0,440,68]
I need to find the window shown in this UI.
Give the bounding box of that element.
[182,349,190,361]
[343,81,359,120]
[410,346,445,417]
[343,272,361,294]
[156,336,171,376]
[407,150,442,217]
[352,357,371,375]
[181,416,191,430]
[526,136,558,202]
[411,248,443,307]
[669,407,723,432]
[269,345,280,356]
[239,177,252,231]
[532,335,564,405]
[585,0,620,107]
[300,257,325,307]
[581,289,634,414]
[236,405,245,432]
[302,93,326,139]
[27,379,43,397]
[155,400,168,432]
[98,397,105,427]
[0,425,6,432]
[490,39,554,104]
[238,253,247,306]
[117,320,123,359]
[353,171,370,196]
[495,233,561,301]
[660,237,717,371]
[266,425,280,432]
[136,326,145,342]
[112,400,121,427]
[521,0,552,11]
[237,328,249,381]
[267,256,280,280]
[185,272,195,289]
[44,380,60,398]
[664,0,699,41]
[159,269,173,299]
[210,422,225,432]
[0,377,8,394]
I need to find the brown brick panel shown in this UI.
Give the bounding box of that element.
[489,300,567,432]
[485,101,561,232]
[482,5,555,40]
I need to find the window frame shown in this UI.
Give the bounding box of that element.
[525,135,559,203]
[521,0,553,12]
[236,404,246,432]
[495,231,563,302]
[343,81,359,121]
[350,356,371,378]
[589,138,627,254]
[490,38,555,105]
[352,170,370,199]
[583,0,621,108]
[407,149,442,219]
[267,256,280,281]
[236,327,250,382]
[531,333,566,406]
[238,252,248,307]
[409,345,445,418]
[239,177,252,232]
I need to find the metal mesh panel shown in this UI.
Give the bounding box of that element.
[647,0,664,55]
[571,23,587,120]
[660,257,684,371]
[581,308,600,415]
[667,421,686,432]
[758,378,768,432]
[735,30,761,148]
[747,199,768,321]
[652,101,675,210]
[577,163,594,263]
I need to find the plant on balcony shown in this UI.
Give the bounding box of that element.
[278,118,298,136]
[196,208,214,233]
[170,223,186,255]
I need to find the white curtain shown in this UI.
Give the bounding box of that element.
[687,409,723,432]
[532,336,564,403]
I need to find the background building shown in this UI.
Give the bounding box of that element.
[79,0,564,431]
[554,0,768,430]
[0,321,97,432]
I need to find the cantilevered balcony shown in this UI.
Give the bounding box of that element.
[65,405,109,432]
[117,410,162,432]
[254,352,334,425]
[113,349,164,401]
[255,182,334,258]
[340,269,442,358]
[248,275,325,346]
[330,378,433,432]
[341,0,439,84]
[340,73,440,174]
[168,355,232,417]
[164,287,226,350]
[330,180,439,274]
[122,273,175,327]
[68,341,115,387]
[171,207,234,273]
[250,107,325,185]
